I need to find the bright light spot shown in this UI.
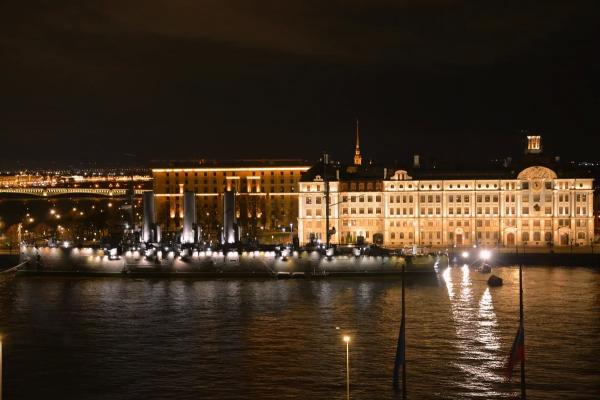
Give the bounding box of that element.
[343,336,351,343]
[481,250,491,261]
[462,251,469,259]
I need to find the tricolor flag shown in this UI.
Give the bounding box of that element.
[392,319,406,390]
[505,323,525,381]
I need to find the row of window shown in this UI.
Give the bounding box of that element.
[387,230,589,242]
[339,182,383,191]
[341,208,382,215]
[164,186,295,194]
[165,178,295,185]
[163,171,299,177]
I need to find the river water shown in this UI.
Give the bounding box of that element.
[0,266,598,399]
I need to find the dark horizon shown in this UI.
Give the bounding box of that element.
[1,1,599,168]
[1,132,600,171]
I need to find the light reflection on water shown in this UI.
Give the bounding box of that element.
[0,266,599,399]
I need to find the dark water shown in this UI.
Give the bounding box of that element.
[1,266,599,400]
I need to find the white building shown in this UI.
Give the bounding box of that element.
[298,136,595,248]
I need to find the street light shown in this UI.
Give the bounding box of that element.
[343,336,351,400]
[1,334,3,400]
[480,249,492,261]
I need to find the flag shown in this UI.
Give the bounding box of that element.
[393,319,406,390]
[505,323,525,381]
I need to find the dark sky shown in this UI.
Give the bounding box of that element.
[1,0,599,168]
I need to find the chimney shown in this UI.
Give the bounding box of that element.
[413,155,420,169]
[182,191,196,244]
[222,190,237,245]
[142,191,159,243]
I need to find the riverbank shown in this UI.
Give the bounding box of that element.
[446,250,600,267]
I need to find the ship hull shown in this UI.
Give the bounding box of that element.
[18,246,443,277]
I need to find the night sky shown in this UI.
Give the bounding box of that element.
[1,1,599,168]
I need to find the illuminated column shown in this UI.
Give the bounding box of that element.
[182,191,196,244]
[142,191,156,243]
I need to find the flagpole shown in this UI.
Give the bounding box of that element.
[519,264,526,400]
[393,262,407,397]
[402,262,406,399]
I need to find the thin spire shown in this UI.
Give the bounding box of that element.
[354,119,362,165]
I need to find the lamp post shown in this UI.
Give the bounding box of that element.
[343,335,350,400]
[412,221,418,255]
[1,335,3,400]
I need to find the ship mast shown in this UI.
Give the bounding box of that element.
[323,152,330,249]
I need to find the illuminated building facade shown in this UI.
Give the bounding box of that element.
[298,137,595,248]
[152,161,310,241]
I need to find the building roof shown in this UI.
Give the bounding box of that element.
[151,159,313,171]
[301,157,594,183]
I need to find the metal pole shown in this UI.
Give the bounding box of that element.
[1,337,3,400]
[324,154,330,249]
[519,264,526,400]
[346,340,350,400]
[402,263,407,399]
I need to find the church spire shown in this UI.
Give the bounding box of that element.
[354,119,362,165]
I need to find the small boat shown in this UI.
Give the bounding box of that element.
[488,275,503,287]
[478,263,492,274]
